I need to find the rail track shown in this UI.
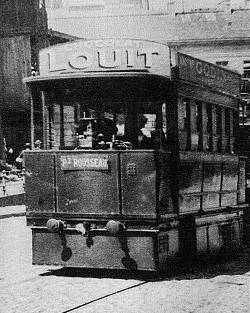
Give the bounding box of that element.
[60,280,148,313]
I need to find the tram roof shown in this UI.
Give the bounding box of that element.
[23,71,171,85]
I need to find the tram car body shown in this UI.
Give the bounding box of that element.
[24,39,246,271]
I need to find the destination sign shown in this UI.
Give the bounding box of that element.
[39,39,171,77]
[61,155,110,171]
[177,53,241,96]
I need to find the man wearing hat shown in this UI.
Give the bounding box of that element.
[34,140,42,150]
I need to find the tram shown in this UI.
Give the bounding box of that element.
[23,39,247,271]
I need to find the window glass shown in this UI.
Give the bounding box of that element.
[216,107,222,135]
[162,102,167,135]
[196,102,202,133]
[207,104,212,135]
[225,109,231,136]
[184,99,190,132]
[178,98,186,131]
[45,87,166,150]
[216,61,228,67]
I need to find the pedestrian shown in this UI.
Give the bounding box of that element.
[137,114,151,149]
[34,139,42,150]
[15,143,31,169]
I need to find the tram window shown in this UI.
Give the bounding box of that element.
[182,99,191,150]
[178,98,187,131]
[44,85,165,150]
[76,102,118,148]
[206,104,213,151]
[206,105,212,134]
[233,111,238,136]
[162,103,167,135]
[116,113,126,139]
[196,102,202,133]
[184,99,191,132]
[225,109,231,137]
[225,109,231,153]
[216,107,222,135]
[216,107,222,152]
[133,101,166,150]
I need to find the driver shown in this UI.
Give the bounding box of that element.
[92,110,118,142]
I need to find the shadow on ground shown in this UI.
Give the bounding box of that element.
[40,244,250,282]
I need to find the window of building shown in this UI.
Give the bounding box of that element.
[225,108,231,137]
[243,60,250,78]
[216,61,229,67]
[216,107,222,135]
[184,99,190,132]
[206,104,213,151]
[206,104,212,134]
[196,101,202,133]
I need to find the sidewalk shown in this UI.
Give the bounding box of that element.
[0,205,26,219]
[0,176,25,218]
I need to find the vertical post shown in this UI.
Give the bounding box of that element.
[0,111,5,161]
[169,65,180,214]
[169,65,180,156]
[60,103,64,149]
[30,92,35,149]
[41,91,48,149]
[190,100,198,150]
[211,105,217,152]
[201,102,208,151]
[144,0,150,10]
[229,109,234,153]
[221,108,226,152]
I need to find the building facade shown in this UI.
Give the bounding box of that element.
[0,0,49,163]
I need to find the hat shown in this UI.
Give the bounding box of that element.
[35,140,41,145]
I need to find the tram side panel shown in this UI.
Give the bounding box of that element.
[177,153,245,214]
[202,162,222,210]
[177,153,245,258]
[25,152,55,215]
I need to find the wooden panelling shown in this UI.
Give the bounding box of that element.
[0,0,47,37]
[178,152,242,214]
[0,35,31,111]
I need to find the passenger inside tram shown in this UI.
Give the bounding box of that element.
[45,87,166,150]
[91,108,118,143]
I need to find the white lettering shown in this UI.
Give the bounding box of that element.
[73,159,78,167]
[98,48,122,68]
[61,158,68,167]
[67,157,109,169]
[45,42,167,75]
[196,61,203,75]
[69,52,93,69]
[126,49,135,68]
[137,48,159,68]
[48,52,66,72]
